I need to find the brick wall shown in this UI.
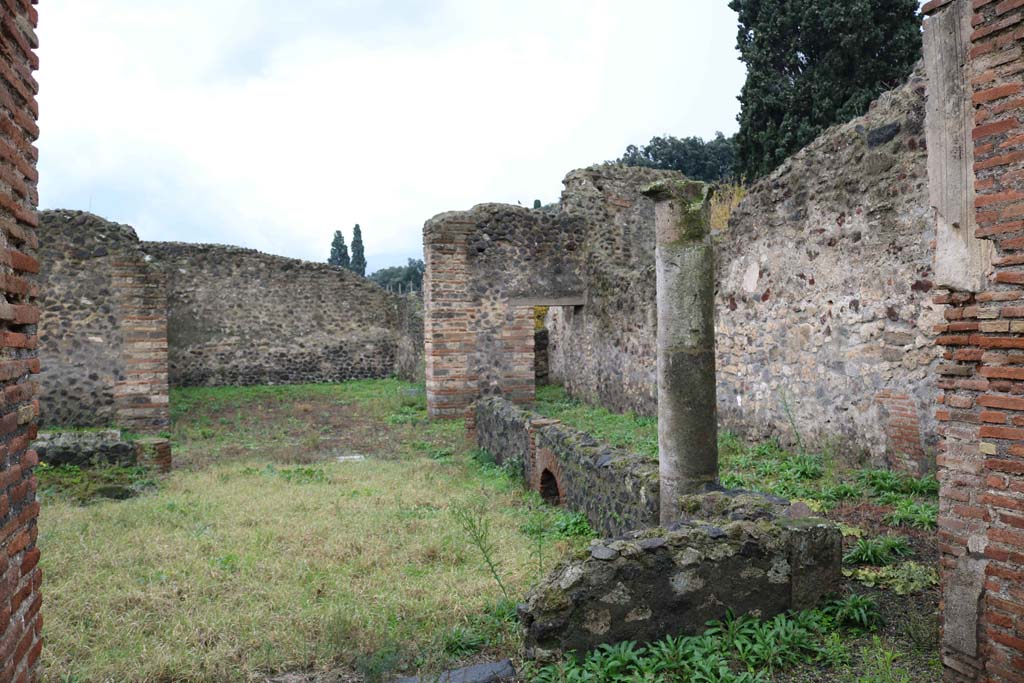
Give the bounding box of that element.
[37,211,169,431]
[924,0,1024,681]
[423,204,587,418]
[0,1,42,680]
[423,170,664,420]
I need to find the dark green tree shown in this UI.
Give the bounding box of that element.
[350,224,367,277]
[617,133,737,182]
[328,229,350,268]
[369,258,425,293]
[729,0,921,180]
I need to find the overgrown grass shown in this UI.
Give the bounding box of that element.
[39,380,588,683]
[534,385,938,522]
[534,385,658,458]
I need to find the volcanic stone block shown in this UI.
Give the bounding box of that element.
[519,509,841,661]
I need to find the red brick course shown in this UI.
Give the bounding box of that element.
[0,1,40,680]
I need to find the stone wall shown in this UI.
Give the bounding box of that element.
[923,1,1024,681]
[520,513,841,662]
[37,211,169,431]
[0,1,42,679]
[547,72,940,473]
[141,242,422,387]
[475,396,659,536]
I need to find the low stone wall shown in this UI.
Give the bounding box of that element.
[520,511,841,661]
[475,396,658,536]
[33,430,173,473]
[143,242,421,387]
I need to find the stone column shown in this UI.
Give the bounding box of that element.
[642,180,718,524]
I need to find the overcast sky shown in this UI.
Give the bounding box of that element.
[35,1,746,273]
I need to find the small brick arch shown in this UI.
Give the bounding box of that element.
[530,446,565,506]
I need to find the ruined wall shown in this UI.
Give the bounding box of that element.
[37,211,169,430]
[424,168,673,419]
[143,242,422,387]
[475,396,659,536]
[548,74,940,473]
[924,1,1024,681]
[0,1,42,679]
[424,205,590,417]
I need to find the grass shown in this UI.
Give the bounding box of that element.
[38,380,941,682]
[39,380,589,683]
[36,462,159,503]
[534,385,939,522]
[531,385,941,681]
[534,385,658,458]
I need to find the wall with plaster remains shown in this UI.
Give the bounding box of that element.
[545,72,941,473]
[143,242,423,387]
[37,211,169,431]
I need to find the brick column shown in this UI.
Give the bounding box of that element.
[423,215,477,418]
[925,0,1024,681]
[0,1,42,680]
[111,257,169,431]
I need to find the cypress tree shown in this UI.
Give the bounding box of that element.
[729,0,921,180]
[350,224,367,277]
[328,229,350,268]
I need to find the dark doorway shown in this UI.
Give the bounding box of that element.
[540,469,561,505]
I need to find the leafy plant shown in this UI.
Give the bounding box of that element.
[552,510,594,539]
[843,536,912,566]
[845,562,938,595]
[884,500,938,530]
[820,482,863,503]
[823,595,883,633]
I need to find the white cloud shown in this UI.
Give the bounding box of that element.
[35,1,745,272]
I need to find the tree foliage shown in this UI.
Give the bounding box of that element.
[729,0,921,180]
[350,224,367,277]
[328,229,350,268]
[617,133,737,182]
[369,258,424,293]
